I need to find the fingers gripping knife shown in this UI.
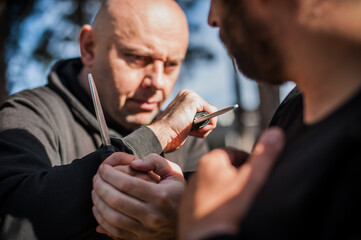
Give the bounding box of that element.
[88,74,115,160]
[192,104,239,129]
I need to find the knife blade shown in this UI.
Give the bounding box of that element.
[88,73,112,147]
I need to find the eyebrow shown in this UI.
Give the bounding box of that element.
[118,43,153,55]
[116,43,185,62]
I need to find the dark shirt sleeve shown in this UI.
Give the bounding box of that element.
[0,97,127,239]
[0,129,108,239]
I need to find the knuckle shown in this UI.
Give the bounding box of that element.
[146,212,167,229]
[97,216,106,226]
[104,210,128,229]
[179,89,191,95]
[180,89,197,100]
[108,213,123,227]
[92,175,99,189]
[108,197,124,211]
[144,191,174,229]
[117,179,133,192]
[155,190,171,206]
[100,167,112,180]
[198,155,210,168]
[98,185,110,198]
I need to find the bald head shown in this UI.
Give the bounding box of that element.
[92,0,189,45]
[78,0,189,129]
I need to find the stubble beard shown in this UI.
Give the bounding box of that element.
[220,2,286,85]
[108,107,159,131]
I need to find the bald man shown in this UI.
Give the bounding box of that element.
[0,0,216,239]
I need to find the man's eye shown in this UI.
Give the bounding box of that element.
[126,54,149,66]
[133,55,146,61]
[164,61,180,72]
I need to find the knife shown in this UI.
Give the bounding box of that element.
[88,73,115,157]
[192,104,239,129]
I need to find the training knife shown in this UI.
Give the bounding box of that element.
[88,74,115,157]
[192,104,239,129]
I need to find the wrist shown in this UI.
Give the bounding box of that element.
[147,122,171,151]
[148,120,189,153]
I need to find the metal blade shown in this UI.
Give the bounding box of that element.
[88,73,111,147]
[193,104,239,124]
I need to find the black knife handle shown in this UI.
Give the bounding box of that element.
[192,111,211,129]
[100,145,116,161]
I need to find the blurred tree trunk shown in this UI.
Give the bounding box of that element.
[0,0,38,103]
[0,1,9,103]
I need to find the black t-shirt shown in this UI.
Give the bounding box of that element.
[206,87,361,240]
[241,88,361,239]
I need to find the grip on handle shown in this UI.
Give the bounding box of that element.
[192,111,211,129]
[100,145,116,161]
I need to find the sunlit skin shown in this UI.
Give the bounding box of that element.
[208,0,286,85]
[177,128,284,240]
[192,137,274,220]
[92,152,185,239]
[176,0,361,239]
[208,0,361,124]
[78,0,189,130]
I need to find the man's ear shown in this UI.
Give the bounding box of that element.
[79,24,96,67]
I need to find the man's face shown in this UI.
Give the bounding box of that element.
[90,3,188,130]
[209,0,286,84]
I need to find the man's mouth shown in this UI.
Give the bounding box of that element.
[128,99,159,111]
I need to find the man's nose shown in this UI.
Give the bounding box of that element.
[208,1,219,27]
[142,60,165,89]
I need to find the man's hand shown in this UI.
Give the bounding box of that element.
[100,152,160,182]
[178,127,285,240]
[92,153,185,240]
[148,89,217,153]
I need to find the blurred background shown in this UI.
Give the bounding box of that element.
[0,0,294,152]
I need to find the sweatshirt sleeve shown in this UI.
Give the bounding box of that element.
[121,125,163,158]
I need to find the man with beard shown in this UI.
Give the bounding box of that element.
[94,0,361,239]
[176,0,361,239]
[0,0,217,239]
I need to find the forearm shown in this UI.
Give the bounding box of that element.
[0,150,106,239]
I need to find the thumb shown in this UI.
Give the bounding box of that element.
[130,153,184,181]
[103,152,135,167]
[102,152,136,166]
